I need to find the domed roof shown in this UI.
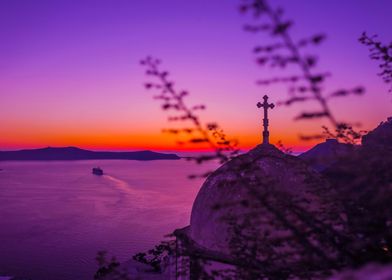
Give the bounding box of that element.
[189,144,327,254]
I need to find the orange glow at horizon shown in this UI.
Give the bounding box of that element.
[0,125,318,152]
[0,104,323,152]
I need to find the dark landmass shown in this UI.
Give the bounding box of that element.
[299,139,355,171]
[362,117,392,149]
[0,147,180,161]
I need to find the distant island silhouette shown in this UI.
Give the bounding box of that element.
[0,147,180,161]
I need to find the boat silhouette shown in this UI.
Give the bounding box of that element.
[92,167,103,176]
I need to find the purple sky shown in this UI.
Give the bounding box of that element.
[0,0,391,151]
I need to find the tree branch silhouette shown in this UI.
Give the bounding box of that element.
[240,0,365,143]
[359,32,392,92]
[141,56,239,172]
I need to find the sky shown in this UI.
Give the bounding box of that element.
[0,0,391,152]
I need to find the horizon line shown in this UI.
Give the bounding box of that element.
[0,143,316,154]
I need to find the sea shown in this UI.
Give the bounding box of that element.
[0,159,218,280]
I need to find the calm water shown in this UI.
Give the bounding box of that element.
[0,159,216,280]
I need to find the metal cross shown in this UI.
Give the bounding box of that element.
[257,95,275,145]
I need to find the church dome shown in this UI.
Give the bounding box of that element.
[189,144,327,255]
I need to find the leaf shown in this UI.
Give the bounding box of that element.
[192,105,206,110]
[272,21,292,35]
[294,111,329,120]
[299,134,324,141]
[329,87,365,98]
[312,34,326,45]
[189,138,208,143]
[278,96,310,106]
[310,75,323,83]
[306,56,317,68]
[161,103,172,110]
[162,129,178,134]
[207,123,218,130]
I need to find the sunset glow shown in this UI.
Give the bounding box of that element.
[1,0,391,153]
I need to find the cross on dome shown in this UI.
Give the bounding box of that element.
[257,95,275,145]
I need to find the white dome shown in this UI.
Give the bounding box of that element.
[189,144,327,255]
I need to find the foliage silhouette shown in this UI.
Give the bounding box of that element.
[141,56,240,178]
[95,251,130,280]
[359,32,392,92]
[241,0,365,143]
